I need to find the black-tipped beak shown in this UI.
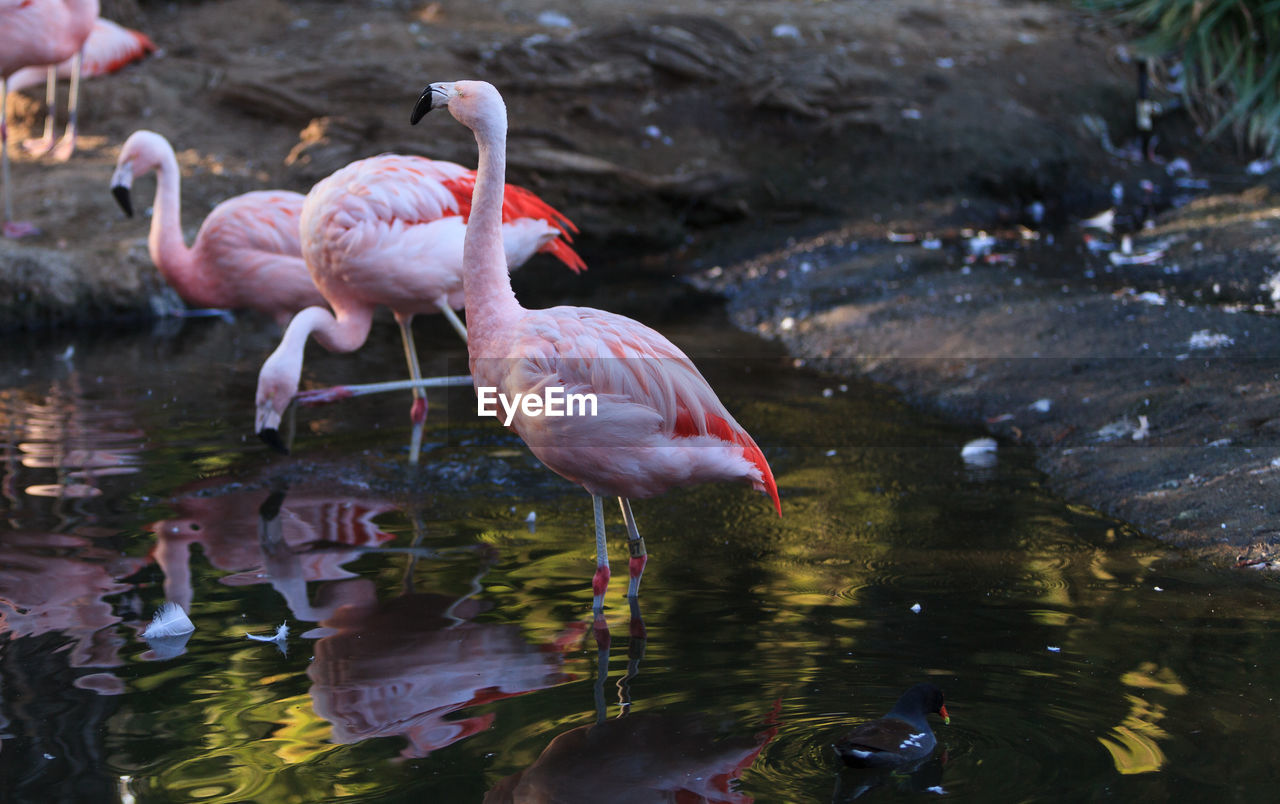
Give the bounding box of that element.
[410,86,439,125]
[258,428,290,455]
[112,184,134,217]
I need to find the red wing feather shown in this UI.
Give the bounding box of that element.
[439,173,585,273]
[674,410,781,516]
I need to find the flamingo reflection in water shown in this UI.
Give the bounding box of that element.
[307,590,583,759]
[1,372,143,505]
[0,530,148,693]
[148,477,400,621]
[486,614,779,804]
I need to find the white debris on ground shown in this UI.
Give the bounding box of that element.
[1095,415,1151,442]
[1187,330,1235,350]
[1080,208,1115,233]
[960,438,998,467]
[1265,272,1280,307]
[1029,398,1052,413]
[1246,158,1274,176]
[536,11,573,28]
[1109,246,1165,267]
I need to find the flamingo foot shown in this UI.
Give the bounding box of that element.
[22,135,56,158]
[49,133,76,163]
[3,220,40,239]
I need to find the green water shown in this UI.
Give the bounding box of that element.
[1,305,1276,803]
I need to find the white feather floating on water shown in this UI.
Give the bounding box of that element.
[246,622,289,644]
[141,602,194,639]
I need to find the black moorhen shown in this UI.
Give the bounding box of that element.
[833,683,950,768]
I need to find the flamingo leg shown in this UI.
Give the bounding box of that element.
[1,77,38,238]
[1,76,10,223]
[618,497,646,600]
[591,494,611,622]
[394,311,427,465]
[30,66,58,154]
[51,50,81,161]
[439,303,468,342]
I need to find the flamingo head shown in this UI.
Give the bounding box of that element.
[255,352,301,454]
[411,80,506,137]
[111,130,171,218]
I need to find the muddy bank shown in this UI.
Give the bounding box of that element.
[4,0,1277,562]
[2,0,1128,323]
[696,176,1280,567]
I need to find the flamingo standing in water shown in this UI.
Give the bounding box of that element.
[110,130,321,325]
[13,17,155,156]
[1,0,98,237]
[411,80,780,619]
[254,153,586,465]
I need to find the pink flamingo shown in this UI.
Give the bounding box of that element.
[411,80,780,619]
[13,17,155,156]
[110,130,322,325]
[254,153,586,465]
[0,0,99,237]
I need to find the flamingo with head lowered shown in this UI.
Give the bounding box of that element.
[411,80,779,621]
[254,153,586,465]
[1,0,98,237]
[110,130,320,325]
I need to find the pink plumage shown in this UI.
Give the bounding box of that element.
[412,80,779,621]
[111,130,320,325]
[487,307,780,511]
[1,0,99,237]
[6,17,154,93]
[255,153,586,465]
[0,0,98,75]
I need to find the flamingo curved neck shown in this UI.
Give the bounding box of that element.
[290,305,371,355]
[147,147,206,302]
[464,109,520,354]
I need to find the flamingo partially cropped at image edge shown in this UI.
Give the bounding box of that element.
[254,153,586,465]
[1,0,98,238]
[110,130,321,325]
[412,80,780,620]
[12,17,155,157]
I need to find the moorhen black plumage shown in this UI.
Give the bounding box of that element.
[833,683,950,768]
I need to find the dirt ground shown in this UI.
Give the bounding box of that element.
[3,0,1279,567]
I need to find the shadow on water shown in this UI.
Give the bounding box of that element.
[1,300,1279,802]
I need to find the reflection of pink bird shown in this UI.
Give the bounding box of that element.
[0,530,147,675]
[485,711,777,804]
[0,0,99,237]
[255,153,586,464]
[308,593,572,759]
[12,18,155,155]
[110,130,322,325]
[412,81,779,618]
[148,479,396,619]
